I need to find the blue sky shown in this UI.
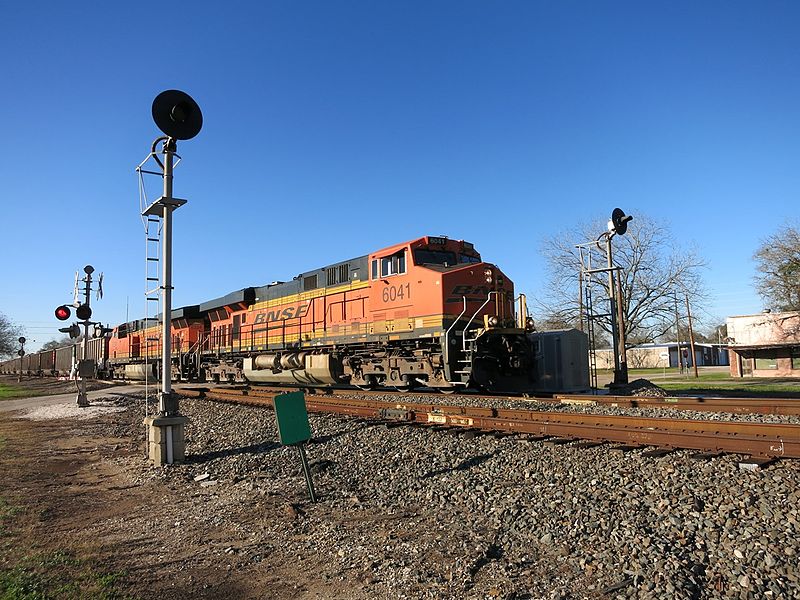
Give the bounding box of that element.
[1,1,798,350]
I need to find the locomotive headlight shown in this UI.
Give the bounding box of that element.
[525,317,536,332]
[488,316,499,327]
[484,268,493,283]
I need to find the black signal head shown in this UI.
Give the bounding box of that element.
[152,90,203,140]
[76,304,92,321]
[611,208,633,235]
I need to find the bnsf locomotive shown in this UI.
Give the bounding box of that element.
[3,236,544,393]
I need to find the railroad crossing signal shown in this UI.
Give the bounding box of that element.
[93,324,113,338]
[76,304,92,320]
[55,305,71,320]
[59,323,81,338]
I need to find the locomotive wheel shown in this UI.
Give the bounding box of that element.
[354,374,378,391]
[388,374,415,392]
[439,387,458,395]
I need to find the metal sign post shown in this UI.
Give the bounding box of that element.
[274,391,317,503]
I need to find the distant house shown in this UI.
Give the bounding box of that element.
[726,311,800,377]
[595,342,728,370]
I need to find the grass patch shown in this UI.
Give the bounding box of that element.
[598,368,800,397]
[658,381,800,397]
[0,550,129,600]
[0,498,19,537]
[0,384,43,401]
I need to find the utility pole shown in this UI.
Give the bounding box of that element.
[685,294,699,378]
[674,293,683,374]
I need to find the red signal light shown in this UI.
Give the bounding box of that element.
[55,305,71,321]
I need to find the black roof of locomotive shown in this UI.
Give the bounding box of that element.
[253,255,369,302]
[199,287,257,313]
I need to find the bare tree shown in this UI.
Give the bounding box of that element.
[536,214,706,343]
[40,336,81,351]
[753,223,800,311]
[0,312,23,359]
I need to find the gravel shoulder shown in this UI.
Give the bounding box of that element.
[1,385,799,599]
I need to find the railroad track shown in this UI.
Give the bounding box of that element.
[175,386,800,464]
[181,384,800,416]
[554,393,800,416]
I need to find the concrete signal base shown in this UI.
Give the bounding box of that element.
[144,415,190,465]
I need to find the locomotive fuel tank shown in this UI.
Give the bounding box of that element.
[244,353,343,385]
[124,363,158,380]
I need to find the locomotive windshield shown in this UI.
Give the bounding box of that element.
[414,249,457,267]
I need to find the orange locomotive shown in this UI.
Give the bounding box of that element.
[3,236,539,392]
[196,236,536,393]
[107,307,205,381]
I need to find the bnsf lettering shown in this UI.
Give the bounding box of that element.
[252,303,310,324]
[451,285,492,296]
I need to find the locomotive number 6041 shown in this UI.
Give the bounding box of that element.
[382,283,411,303]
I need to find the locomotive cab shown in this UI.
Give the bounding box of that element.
[367,236,536,393]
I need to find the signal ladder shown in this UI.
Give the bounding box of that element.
[578,245,603,393]
[143,213,162,411]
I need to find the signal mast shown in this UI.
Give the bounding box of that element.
[136,90,203,465]
[54,265,111,406]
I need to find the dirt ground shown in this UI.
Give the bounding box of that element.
[0,378,369,599]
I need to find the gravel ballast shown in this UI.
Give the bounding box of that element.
[98,393,800,599]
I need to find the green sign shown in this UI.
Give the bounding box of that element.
[274,391,312,445]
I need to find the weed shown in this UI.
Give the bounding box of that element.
[0,550,131,600]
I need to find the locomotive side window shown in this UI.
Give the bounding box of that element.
[371,260,378,280]
[459,254,480,264]
[414,249,456,267]
[379,250,406,278]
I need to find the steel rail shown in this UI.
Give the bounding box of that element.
[183,385,800,417]
[554,394,800,416]
[179,387,800,459]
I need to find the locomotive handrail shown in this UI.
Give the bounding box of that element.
[444,297,468,353]
[441,297,468,383]
[462,291,500,348]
